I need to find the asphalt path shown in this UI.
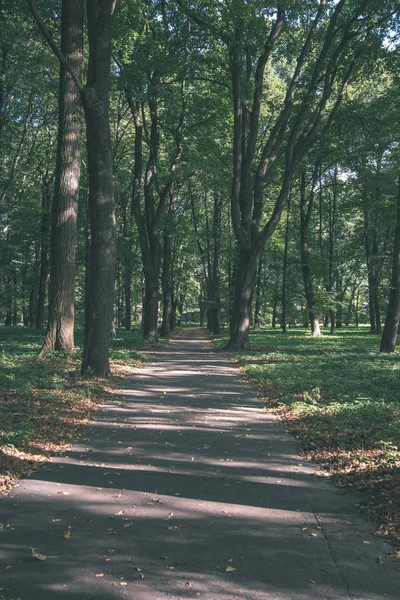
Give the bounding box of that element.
[0,328,399,599]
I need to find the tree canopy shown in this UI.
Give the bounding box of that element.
[1,0,400,371]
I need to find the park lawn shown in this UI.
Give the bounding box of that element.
[0,327,147,495]
[215,327,400,545]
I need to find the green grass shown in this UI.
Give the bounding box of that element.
[214,326,400,543]
[0,326,147,493]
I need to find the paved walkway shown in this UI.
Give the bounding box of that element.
[0,328,399,599]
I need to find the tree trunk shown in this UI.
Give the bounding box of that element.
[36,178,52,330]
[40,0,84,354]
[170,290,177,331]
[124,265,132,330]
[160,230,172,338]
[336,278,343,328]
[254,254,263,329]
[299,171,321,336]
[380,177,400,352]
[209,194,221,334]
[81,0,116,377]
[227,248,258,349]
[143,268,159,341]
[12,271,18,326]
[281,195,291,332]
[328,166,337,335]
[4,275,12,326]
[271,295,278,329]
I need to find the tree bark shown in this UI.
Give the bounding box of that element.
[28,0,117,374]
[160,229,172,338]
[36,177,52,330]
[254,253,263,329]
[40,0,84,354]
[299,171,321,336]
[227,247,259,349]
[380,176,400,352]
[209,194,221,334]
[328,166,337,334]
[81,0,116,377]
[281,194,291,332]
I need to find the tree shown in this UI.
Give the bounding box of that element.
[29,0,117,376]
[299,166,321,336]
[380,176,400,352]
[39,0,84,354]
[178,0,398,348]
[120,3,187,342]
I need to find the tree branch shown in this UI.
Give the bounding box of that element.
[27,0,83,93]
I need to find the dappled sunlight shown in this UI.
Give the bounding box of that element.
[1,329,398,599]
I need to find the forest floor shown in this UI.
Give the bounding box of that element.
[214,326,400,546]
[0,326,399,599]
[0,327,147,495]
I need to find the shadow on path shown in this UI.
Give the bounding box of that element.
[0,328,399,599]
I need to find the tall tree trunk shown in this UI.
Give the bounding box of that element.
[299,171,321,336]
[161,229,172,338]
[124,264,132,330]
[271,294,278,329]
[254,253,263,329]
[209,194,221,334]
[328,166,337,334]
[336,277,343,328]
[81,0,116,376]
[170,289,177,331]
[36,178,52,330]
[4,275,12,326]
[28,0,116,373]
[227,247,258,349]
[380,177,400,352]
[40,0,84,354]
[281,194,291,333]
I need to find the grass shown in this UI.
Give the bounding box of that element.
[214,326,400,545]
[0,326,147,494]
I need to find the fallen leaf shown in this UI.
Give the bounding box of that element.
[96,573,104,577]
[114,510,125,516]
[31,547,58,561]
[225,566,236,573]
[120,581,127,586]
[123,523,134,528]
[63,530,71,540]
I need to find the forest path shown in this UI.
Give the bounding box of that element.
[0,327,399,599]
